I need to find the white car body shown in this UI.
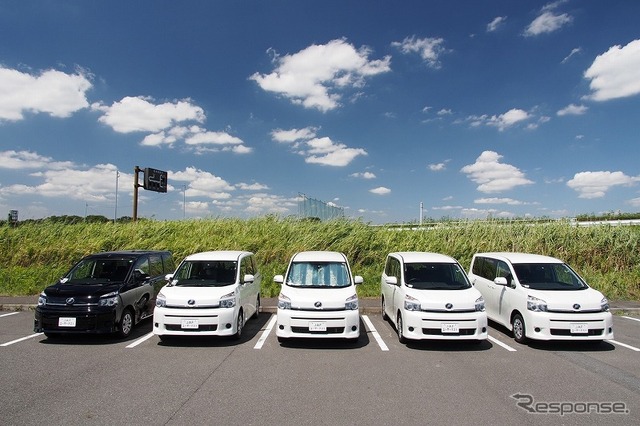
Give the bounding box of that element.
[153,251,261,339]
[468,252,613,343]
[275,251,362,341]
[381,252,488,342]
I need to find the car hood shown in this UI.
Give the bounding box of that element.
[406,287,483,312]
[159,284,237,307]
[280,285,357,310]
[527,287,606,312]
[44,281,122,299]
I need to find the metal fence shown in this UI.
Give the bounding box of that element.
[298,193,344,221]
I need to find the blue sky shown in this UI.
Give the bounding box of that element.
[1,0,640,223]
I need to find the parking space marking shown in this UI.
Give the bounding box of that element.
[607,339,640,352]
[0,312,20,318]
[622,316,640,323]
[126,332,155,348]
[254,315,277,349]
[0,332,43,347]
[362,315,389,351]
[487,335,517,352]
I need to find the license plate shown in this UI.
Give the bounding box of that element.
[309,321,327,332]
[181,319,199,329]
[58,317,76,327]
[570,323,588,334]
[441,323,459,333]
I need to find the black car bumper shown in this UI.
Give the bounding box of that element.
[34,306,119,334]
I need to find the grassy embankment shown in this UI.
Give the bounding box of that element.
[1,217,639,300]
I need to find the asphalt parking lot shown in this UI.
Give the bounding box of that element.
[0,301,638,426]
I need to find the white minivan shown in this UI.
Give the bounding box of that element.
[468,252,613,343]
[275,251,362,341]
[153,251,261,340]
[381,252,488,343]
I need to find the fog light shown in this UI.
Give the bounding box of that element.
[351,326,357,332]
[609,327,613,333]
[534,327,541,333]
[279,324,284,330]
[408,326,414,332]
[482,327,486,333]
[154,322,158,327]
[226,323,232,329]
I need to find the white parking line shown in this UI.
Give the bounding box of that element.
[487,335,517,352]
[254,315,277,349]
[622,316,640,323]
[362,315,389,351]
[0,333,44,347]
[126,332,155,348]
[607,339,640,352]
[0,312,20,318]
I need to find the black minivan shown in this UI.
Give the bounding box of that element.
[34,250,175,338]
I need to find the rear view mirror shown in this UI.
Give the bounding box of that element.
[243,274,255,284]
[354,275,363,285]
[273,275,284,284]
[384,276,398,286]
[494,277,508,286]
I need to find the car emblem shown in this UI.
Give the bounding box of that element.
[314,301,322,308]
[445,303,453,310]
[188,299,196,306]
[573,303,581,310]
[66,297,75,305]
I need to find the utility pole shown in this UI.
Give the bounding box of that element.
[133,166,141,221]
[419,202,424,226]
[114,170,119,223]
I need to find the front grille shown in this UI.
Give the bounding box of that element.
[291,326,345,334]
[550,328,603,336]
[165,304,219,309]
[422,328,476,336]
[547,309,603,314]
[291,307,346,312]
[166,324,218,332]
[45,296,98,307]
[422,308,476,313]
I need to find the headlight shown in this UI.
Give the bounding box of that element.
[345,294,359,310]
[600,297,610,312]
[99,291,119,307]
[475,296,485,312]
[278,293,291,310]
[527,295,547,312]
[404,294,421,311]
[38,292,47,306]
[219,291,236,308]
[156,292,166,308]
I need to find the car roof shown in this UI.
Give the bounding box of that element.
[474,252,563,264]
[183,251,252,262]
[389,252,458,264]
[87,250,170,259]
[291,251,348,263]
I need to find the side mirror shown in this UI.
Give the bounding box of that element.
[354,275,363,285]
[273,274,284,284]
[165,273,174,281]
[243,274,255,284]
[384,276,398,286]
[494,277,508,286]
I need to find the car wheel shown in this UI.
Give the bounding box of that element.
[118,309,134,339]
[233,311,244,340]
[381,297,388,320]
[252,295,260,319]
[397,313,407,344]
[512,313,527,344]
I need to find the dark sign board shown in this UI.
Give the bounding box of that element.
[143,168,167,193]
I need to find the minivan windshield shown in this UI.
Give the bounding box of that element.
[404,262,471,290]
[512,263,588,290]
[286,262,351,288]
[65,258,132,283]
[172,260,237,287]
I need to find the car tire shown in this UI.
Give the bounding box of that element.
[233,311,243,340]
[397,313,407,344]
[117,309,134,339]
[381,297,388,320]
[512,313,527,344]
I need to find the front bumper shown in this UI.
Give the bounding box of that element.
[523,310,614,341]
[276,308,360,339]
[153,306,238,336]
[34,306,119,334]
[401,309,488,341]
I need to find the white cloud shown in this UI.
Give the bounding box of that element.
[236,182,269,191]
[487,16,507,32]
[467,108,531,131]
[0,66,91,121]
[461,151,534,193]
[370,186,391,195]
[561,47,582,63]
[0,150,75,170]
[350,172,376,179]
[428,161,449,171]
[243,193,296,214]
[566,171,638,198]
[170,167,234,200]
[271,127,318,143]
[271,131,367,167]
[584,39,640,101]
[475,197,534,205]
[250,39,391,112]
[557,104,588,116]
[391,36,447,68]
[524,3,572,37]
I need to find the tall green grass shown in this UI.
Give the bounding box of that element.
[1,218,639,300]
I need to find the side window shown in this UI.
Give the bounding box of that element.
[496,260,513,285]
[133,256,150,275]
[473,257,498,280]
[149,254,163,277]
[162,253,175,274]
[240,256,255,278]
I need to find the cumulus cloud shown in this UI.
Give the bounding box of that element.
[350,172,376,179]
[487,16,507,32]
[0,66,92,121]
[271,127,318,143]
[524,2,572,37]
[475,197,535,205]
[0,150,75,170]
[391,36,447,68]
[557,104,588,116]
[562,47,582,63]
[428,161,449,171]
[170,167,235,200]
[566,171,639,198]
[250,39,391,112]
[370,186,391,195]
[467,108,531,131]
[461,151,534,193]
[584,39,640,101]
